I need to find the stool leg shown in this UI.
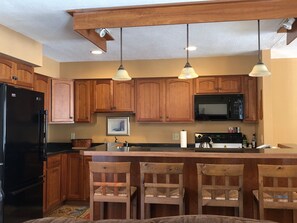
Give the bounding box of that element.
[132,196,137,219]
[99,202,104,220]
[126,200,131,219]
[90,199,94,220]
[146,204,151,219]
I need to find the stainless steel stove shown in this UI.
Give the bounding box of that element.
[195,132,243,149]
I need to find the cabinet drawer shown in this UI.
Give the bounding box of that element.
[47,154,61,168]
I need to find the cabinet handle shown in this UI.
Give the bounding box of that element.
[69,116,73,119]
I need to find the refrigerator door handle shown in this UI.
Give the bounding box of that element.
[38,110,48,161]
[11,180,43,196]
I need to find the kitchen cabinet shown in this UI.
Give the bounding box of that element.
[93,79,135,112]
[34,73,51,114]
[242,76,258,122]
[74,80,93,123]
[195,76,242,94]
[45,154,62,212]
[83,156,92,200]
[67,153,83,200]
[136,78,194,122]
[51,79,74,123]
[0,57,34,88]
[60,153,68,201]
[67,153,91,201]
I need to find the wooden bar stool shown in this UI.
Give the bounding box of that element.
[140,162,184,219]
[197,163,244,217]
[253,164,297,222]
[89,162,137,220]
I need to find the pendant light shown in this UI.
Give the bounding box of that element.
[249,20,271,77]
[112,27,132,81]
[178,24,198,79]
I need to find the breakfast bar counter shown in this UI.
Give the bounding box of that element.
[81,144,297,222]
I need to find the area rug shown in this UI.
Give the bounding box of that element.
[47,205,90,220]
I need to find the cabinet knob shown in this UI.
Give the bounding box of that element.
[69,116,73,119]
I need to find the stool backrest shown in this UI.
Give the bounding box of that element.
[258,164,297,209]
[140,162,184,199]
[89,162,131,198]
[197,163,244,216]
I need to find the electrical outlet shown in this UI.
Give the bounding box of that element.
[172,132,180,141]
[70,132,76,140]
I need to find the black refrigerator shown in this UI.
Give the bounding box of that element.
[0,83,47,223]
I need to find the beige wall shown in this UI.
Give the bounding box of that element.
[48,55,258,143]
[49,114,257,144]
[270,58,297,145]
[60,55,257,79]
[35,56,60,78]
[0,24,43,66]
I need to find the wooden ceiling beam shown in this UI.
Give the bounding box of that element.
[75,29,108,52]
[69,0,297,30]
[287,18,297,45]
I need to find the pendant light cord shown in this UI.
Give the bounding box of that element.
[186,24,189,63]
[120,27,123,65]
[257,20,262,63]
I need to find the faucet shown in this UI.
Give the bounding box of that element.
[114,136,118,143]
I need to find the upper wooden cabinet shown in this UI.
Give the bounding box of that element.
[93,79,135,112]
[195,76,242,94]
[51,79,74,123]
[136,79,164,122]
[165,78,194,122]
[0,58,34,88]
[34,74,51,113]
[74,80,93,123]
[242,76,257,122]
[136,78,194,122]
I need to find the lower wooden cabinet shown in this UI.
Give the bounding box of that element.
[44,153,90,213]
[45,154,62,212]
[67,153,91,201]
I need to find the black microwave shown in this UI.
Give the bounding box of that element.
[194,94,244,121]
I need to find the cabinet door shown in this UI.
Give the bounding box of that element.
[83,156,92,200]
[94,80,113,112]
[34,74,51,113]
[60,153,68,201]
[51,79,74,123]
[15,63,34,88]
[195,77,218,93]
[243,76,257,122]
[136,79,165,122]
[165,78,194,122]
[113,80,135,112]
[75,80,93,122]
[218,76,242,93]
[67,153,83,200]
[0,58,14,84]
[46,155,61,211]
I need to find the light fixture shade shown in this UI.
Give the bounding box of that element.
[112,64,132,81]
[178,62,198,79]
[249,62,271,77]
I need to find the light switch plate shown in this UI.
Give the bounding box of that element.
[71,132,76,140]
[172,132,180,141]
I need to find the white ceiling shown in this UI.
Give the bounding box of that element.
[0,0,296,62]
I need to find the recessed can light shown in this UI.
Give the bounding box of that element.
[90,50,103,55]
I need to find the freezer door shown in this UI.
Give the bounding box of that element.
[4,179,43,223]
[4,86,44,189]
